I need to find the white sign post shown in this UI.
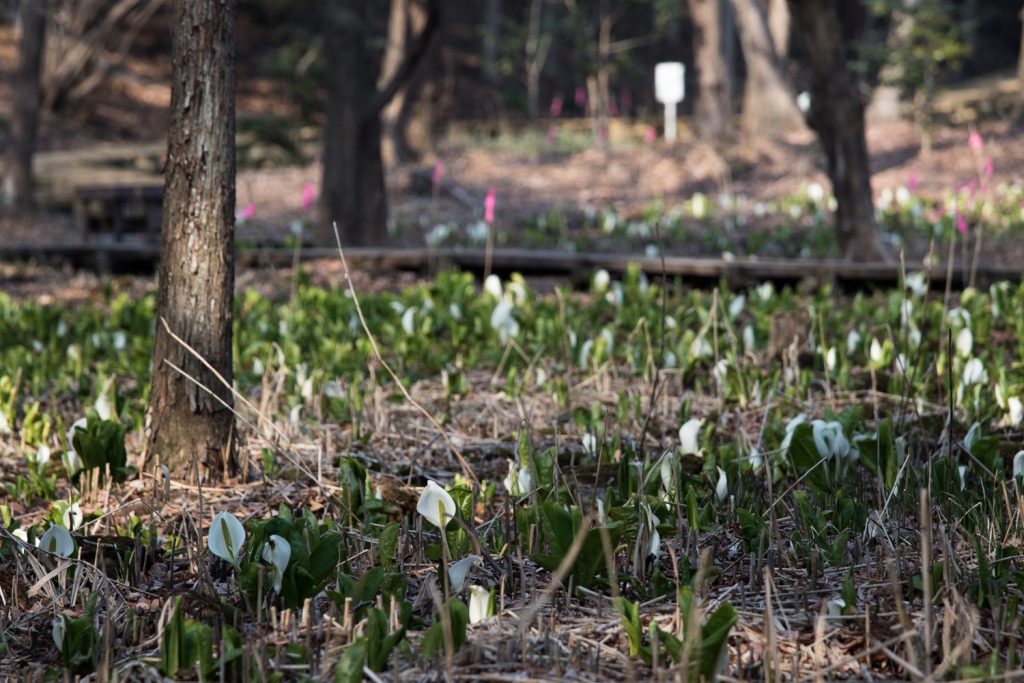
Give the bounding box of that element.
[654,62,685,142]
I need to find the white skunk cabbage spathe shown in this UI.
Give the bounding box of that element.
[490,300,520,344]
[417,480,456,528]
[63,417,88,477]
[1013,450,1024,479]
[39,524,75,558]
[715,467,728,503]
[962,358,987,386]
[208,511,246,565]
[483,274,503,299]
[52,616,66,651]
[955,328,973,358]
[262,534,291,593]
[468,585,492,624]
[447,555,481,594]
[679,418,704,456]
[826,598,846,619]
[582,433,598,458]
[62,502,83,531]
[95,376,116,421]
[503,459,532,498]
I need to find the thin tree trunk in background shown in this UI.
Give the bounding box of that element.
[382,0,438,164]
[1018,5,1024,108]
[730,0,804,139]
[4,0,47,210]
[146,0,237,479]
[787,0,884,261]
[321,0,387,247]
[525,0,551,123]
[319,0,438,246]
[483,0,501,82]
[592,1,612,149]
[689,0,732,143]
[767,0,789,57]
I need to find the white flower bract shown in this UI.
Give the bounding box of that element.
[262,534,291,593]
[679,418,704,456]
[39,524,75,558]
[208,511,246,564]
[417,480,456,528]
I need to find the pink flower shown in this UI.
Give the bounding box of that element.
[484,188,496,224]
[301,183,317,212]
[906,171,919,191]
[549,95,563,118]
[643,126,657,144]
[984,158,994,180]
[574,86,587,109]
[967,131,984,153]
[956,210,968,234]
[236,202,255,222]
[432,160,444,191]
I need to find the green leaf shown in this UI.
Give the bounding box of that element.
[160,597,184,677]
[333,641,366,683]
[614,597,643,657]
[421,599,469,657]
[379,522,400,570]
[787,423,829,491]
[699,603,737,682]
[541,501,574,558]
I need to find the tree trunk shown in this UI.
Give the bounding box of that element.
[524,0,551,123]
[145,0,237,479]
[382,0,439,164]
[4,0,47,210]
[730,0,804,139]
[482,0,501,82]
[320,1,387,247]
[592,2,613,149]
[1018,5,1024,106]
[787,0,884,261]
[767,0,789,57]
[319,0,438,247]
[689,0,732,143]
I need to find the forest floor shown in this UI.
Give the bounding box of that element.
[5,19,1024,683]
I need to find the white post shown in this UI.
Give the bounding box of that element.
[664,101,677,142]
[655,62,685,144]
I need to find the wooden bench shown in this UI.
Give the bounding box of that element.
[73,184,163,243]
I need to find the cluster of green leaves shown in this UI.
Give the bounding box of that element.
[615,586,737,679]
[238,506,341,610]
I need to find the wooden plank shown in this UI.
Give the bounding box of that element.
[0,244,1019,290]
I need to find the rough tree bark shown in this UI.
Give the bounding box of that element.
[730,0,805,139]
[381,0,439,164]
[319,0,438,247]
[145,0,237,479]
[4,0,47,210]
[689,0,732,143]
[787,0,884,261]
